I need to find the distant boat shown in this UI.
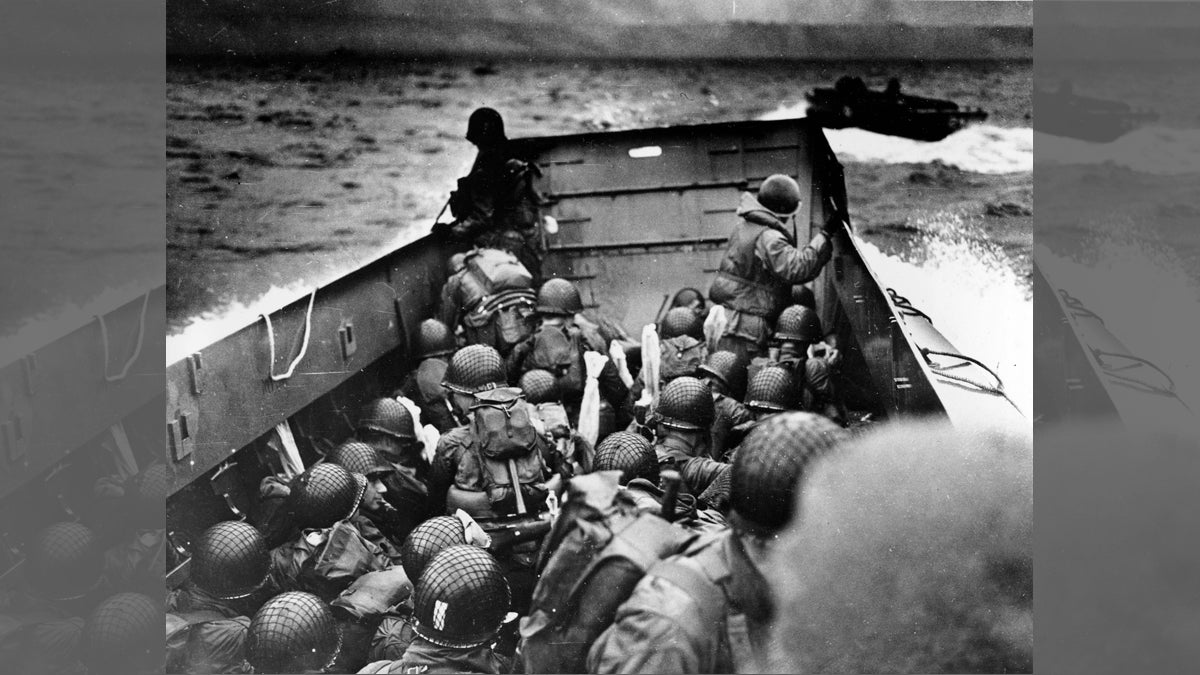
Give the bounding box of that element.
[805,76,988,142]
[1033,81,1158,143]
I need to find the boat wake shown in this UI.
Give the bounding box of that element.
[1035,125,1200,175]
[166,279,316,365]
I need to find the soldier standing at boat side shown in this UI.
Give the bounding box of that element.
[709,174,840,364]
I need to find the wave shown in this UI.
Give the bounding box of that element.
[165,279,318,365]
[1035,126,1200,176]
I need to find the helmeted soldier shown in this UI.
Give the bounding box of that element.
[591,431,722,530]
[743,365,799,421]
[659,306,705,341]
[245,591,341,673]
[83,592,161,675]
[395,318,459,433]
[328,440,413,561]
[355,398,432,524]
[771,304,846,423]
[698,350,755,460]
[651,377,729,498]
[589,412,847,673]
[24,522,109,612]
[709,174,840,363]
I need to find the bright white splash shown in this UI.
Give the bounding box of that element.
[855,214,1033,419]
[1035,126,1200,176]
[165,279,317,365]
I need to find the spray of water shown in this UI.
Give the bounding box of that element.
[165,279,317,365]
[1036,126,1200,175]
[855,213,1033,418]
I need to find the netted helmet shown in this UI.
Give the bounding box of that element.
[128,462,170,528]
[792,285,816,310]
[535,278,583,316]
[417,318,456,359]
[697,463,733,513]
[745,366,797,413]
[699,350,747,399]
[593,431,659,485]
[82,592,160,672]
[328,440,392,478]
[730,412,846,535]
[465,107,506,145]
[443,344,507,394]
[518,369,559,404]
[660,307,703,340]
[775,304,823,343]
[400,516,467,582]
[757,174,802,217]
[412,546,510,649]
[191,521,270,600]
[246,591,340,674]
[356,397,417,441]
[289,463,364,530]
[656,376,715,432]
[26,522,103,599]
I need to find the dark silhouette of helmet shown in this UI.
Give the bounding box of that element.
[697,464,733,512]
[757,174,802,217]
[82,592,160,673]
[417,318,457,359]
[745,366,797,413]
[443,344,507,394]
[593,431,658,485]
[191,521,270,600]
[518,369,559,404]
[412,545,510,649]
[660,307,703,340]
[699,350,747,400]
[670,287,706,311]
[536,278,583,316]
[400,516,467,582]
[357,397,417,441]
[657,376,715,432]
[328,440,392,478]
[246,591,341,674]
[290,463,364,530]
[128,462,170,528]
[730,412,845,534]
[775,304,823,343]
[466,107,506,146]
[26,522,103,599]
[792,285,816,310]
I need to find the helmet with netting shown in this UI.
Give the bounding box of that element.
[412,546,510,649]
[417,318,456,359]
[535,278,583,316]
[518,369,559,404]
[289,463,364,530]
[443,344,507,394]
[356,397,417,441]
[26,522,103,600]
[699,350,747,400]
[82,592,160,672]
[656,376,715,432]
[775,304,823,343]
[757,174,802,217]
[593,431,659,485]
[328,440,392,478]
[696,464,733,513]
[246,591,341,674]
[745,366,797,413]
[730,412,846,535]
[128,462,170,528]
[400,516,467,583]
[660,307,703,340]
[191,521,270,600]
[466,107,506,145]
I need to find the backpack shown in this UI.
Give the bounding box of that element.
[458,249,536,352]
[468,387,548,514]
[659,335,708,383]
[526,325,586,400]
[519,472,697,674]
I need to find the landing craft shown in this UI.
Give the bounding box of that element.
[805,76,988,142]
[1033,82,1159,143]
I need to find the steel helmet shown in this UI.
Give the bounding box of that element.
[660,307,703,340]
[26,522,103,600]
[246,591,341,674]
[356,397,417,441]
[745,366,797,413]
[518,369,559,404]
[465,107,506,145]
[417,318,457,359]
[593,431,659,485]
[191,521,270,600]
[535,278,583,316]
[698,350,747,399]
[412,545,510,649]
[399,516,467,583]
[775,304,823,343]
[757,174,803,217]
[443,344,507,394]
[656,376,715,432]
[82,592,160,672]
[730,411,846,535]
[697,463,733,512]
[289,463,365,530]
[670,287,706,310]
[328,440,393,478]
[792,285,816,310]
[128,462,170,528]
